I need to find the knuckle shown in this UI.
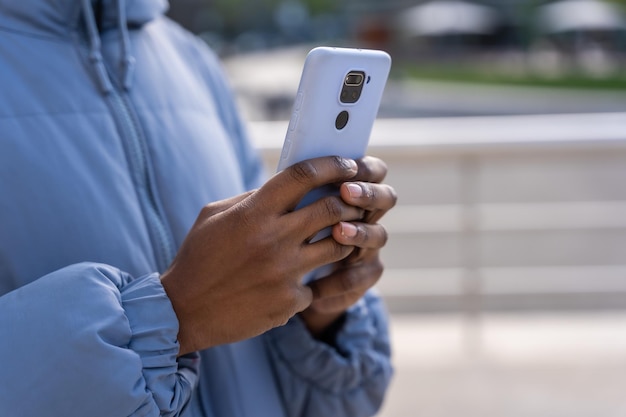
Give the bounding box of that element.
[377,159,389,181]
[289,286,311,313]
[289,160,318,185]
[387,186,399,208]
[270,287,301,326]
[355,258,384,290]
[358,160,374,180]
[230,201,257,231]
[359,156,387,182]
[321,197,345,221]
[327,241,353,261]
[269,309,291,328]
[287,290,306,315]
[331,155,350,172]
[379,225,389,246]
[339,270,360,293]
[199,202,217,218]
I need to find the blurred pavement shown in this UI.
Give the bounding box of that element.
[378,312,626,417]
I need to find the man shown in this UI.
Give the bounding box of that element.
[0,0,397,416]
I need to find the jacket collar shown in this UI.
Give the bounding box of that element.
[0,0,169,37]
[0,0,169,94]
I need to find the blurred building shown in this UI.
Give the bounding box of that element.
[394,1,508,61]
[531,0,626,77]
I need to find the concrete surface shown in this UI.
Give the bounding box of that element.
[377,312,626,417]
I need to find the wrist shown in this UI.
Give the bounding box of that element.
[160,270,197,356]
[299,308,347,340]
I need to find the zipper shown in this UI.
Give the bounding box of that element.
[106,89,176,272]
[74,4,175,273]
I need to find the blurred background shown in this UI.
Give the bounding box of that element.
[168,1,626,416]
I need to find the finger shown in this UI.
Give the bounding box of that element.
[353,156,388,184]
[308,258,383,301]
[198,190,255,219]
[342,243,379,265]
[332,222,389,250]
[340,182,398,214]
[308,291,364,314]
[287,196,365,241]
[257,156,358,212]
[301,236,355,272]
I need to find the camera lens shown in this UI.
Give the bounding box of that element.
[345,72,364,86]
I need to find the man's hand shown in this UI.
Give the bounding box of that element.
[161,156,366,355]
[299,156,397,337]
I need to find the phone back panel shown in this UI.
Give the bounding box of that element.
[276,47,391,172]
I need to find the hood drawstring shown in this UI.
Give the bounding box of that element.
[80,0,136,94]
[81,0,113,94]
[117,0,135,91]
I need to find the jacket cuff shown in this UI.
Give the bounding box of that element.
[266,291,393,394]
[121,273,200,415]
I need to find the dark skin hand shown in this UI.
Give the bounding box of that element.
[161,156,396,355]
[299,156,397,336]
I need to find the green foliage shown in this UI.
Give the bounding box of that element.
[404,64,626,91]
[607,0,626,8]
[302,0,338,14]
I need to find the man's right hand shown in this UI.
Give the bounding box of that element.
[161,156,364,355]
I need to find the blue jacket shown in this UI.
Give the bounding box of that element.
[0,0,393,416]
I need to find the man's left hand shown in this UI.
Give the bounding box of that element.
[299,156,397,337]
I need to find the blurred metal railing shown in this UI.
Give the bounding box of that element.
[249,113,626,313]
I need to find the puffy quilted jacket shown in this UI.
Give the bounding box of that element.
[0,0,393,416]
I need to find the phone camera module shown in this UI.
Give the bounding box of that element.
[340,71,365,104]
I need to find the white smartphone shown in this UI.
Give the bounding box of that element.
[277,46,391,212]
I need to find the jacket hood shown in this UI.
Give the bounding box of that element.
[0,0,169,93]
[0,0,169,37]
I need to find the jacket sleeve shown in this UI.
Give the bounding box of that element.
[265,290,394,417]
[0,262,199,416]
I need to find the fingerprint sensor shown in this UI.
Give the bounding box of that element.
[335,111,349,130]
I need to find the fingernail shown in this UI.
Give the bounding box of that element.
[341,222,358,238]
[346,183,362,198]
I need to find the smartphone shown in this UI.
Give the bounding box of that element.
[277,46,391,212]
